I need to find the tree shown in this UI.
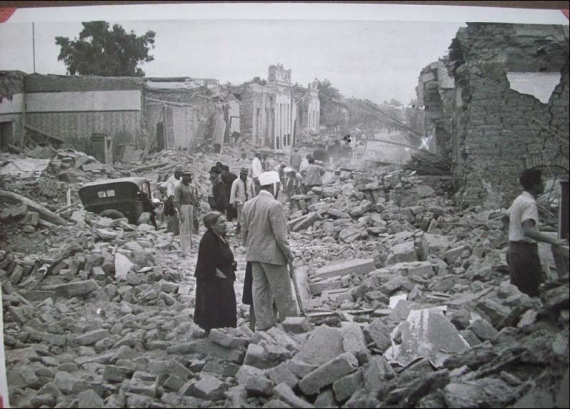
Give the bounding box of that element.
[55,21,156,76]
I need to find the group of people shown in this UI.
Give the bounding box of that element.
[194,167,298,334]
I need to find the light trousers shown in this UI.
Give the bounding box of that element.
[251,262,298,331]
[179,204,194,256]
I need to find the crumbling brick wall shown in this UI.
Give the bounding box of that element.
[450,23,569,207]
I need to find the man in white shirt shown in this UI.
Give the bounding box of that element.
[161,165,183,235]
[299,153,312,174]
[230,167,255,236]
[504,168,567,297]
[251,152,264,195]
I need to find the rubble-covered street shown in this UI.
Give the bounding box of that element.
[1,141,568,408]
[1,9,569,409]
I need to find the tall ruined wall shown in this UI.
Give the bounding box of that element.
[451,23,569,207]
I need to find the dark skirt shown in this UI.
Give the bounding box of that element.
[507,241,545,297]
[194,277,237,331]
[242,262,253,305]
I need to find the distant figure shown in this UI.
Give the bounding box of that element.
[174,170,199,257]
[194,211,237,336]
[284,169,303,200]
[161,165,183,235]
[221,165,238,222]
[208,166,227,214]
[299,153,312,174]
[290,148,303,172]
[230,166,255,236]
[273,163,287,185]
[251,152,264,196]
[301,157,325,194]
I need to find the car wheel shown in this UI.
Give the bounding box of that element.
[100,209,127,220]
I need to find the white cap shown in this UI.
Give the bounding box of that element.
[259,171,281,186]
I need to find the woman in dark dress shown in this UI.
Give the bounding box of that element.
[194,211,237,335]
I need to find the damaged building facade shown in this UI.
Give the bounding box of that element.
[240,64,320,151]
[0,73,241,159]
[0,73,144,155]
[418,23,569,207]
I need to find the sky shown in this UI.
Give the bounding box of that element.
[0,19,465,105]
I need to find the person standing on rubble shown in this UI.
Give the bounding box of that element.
[290,148,303,172]
[208,166,227,214]
[284,168,303,200]
[301,157,325,194]
[221,165,238,222]
[503,168,568,297]
[174,170,199,257]
[251,152,264,196]
[194,211,238,335]
[162,165,183,235]
[300,153,312,175]
[230,166,255,236]
[242,171,298,331]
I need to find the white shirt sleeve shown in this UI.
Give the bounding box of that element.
[520,201,539,225]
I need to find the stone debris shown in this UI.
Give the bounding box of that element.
[1,145,568,409]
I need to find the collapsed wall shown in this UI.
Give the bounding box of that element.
[449,23,569,207]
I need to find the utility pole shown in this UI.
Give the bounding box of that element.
[32,22,36,73]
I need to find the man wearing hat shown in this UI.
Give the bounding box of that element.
[174,170,199,256]
[242,171,297,331]
[161,165,183,235]
[230,166,256,236]
[208,166,227,214]
[221,165,238,222]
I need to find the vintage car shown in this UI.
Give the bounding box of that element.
[78,177,155,224]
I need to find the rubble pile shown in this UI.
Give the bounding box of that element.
[1,144,568,409]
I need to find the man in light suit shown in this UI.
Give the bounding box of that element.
[242,171,297,331]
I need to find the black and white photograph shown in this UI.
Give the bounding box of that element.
[0,2,568,408]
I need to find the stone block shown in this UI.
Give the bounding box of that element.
[54,280,99,298]
[266,363,298,389]
[91,266,106,281]
[288,212,323,232]
[236,365,266,386]
[287,359,317,379]
[314,388,337,408]
[333,370,363,402]
[76,329,110,346]
[296,325,344,367]
[167,340,244,364]
[244,375,274,397]
[209,329,249,350]
[445,245,471,265]
[190,374,227,401]
[244,343,279,369]
[282,317,312,335]
[340,322,370,364]
[476,299,511,328]
[388,308,470,368]
[314,259,375,280]
[309,277,341,295]
[363,319,391,352]
[77,389,104,408]
[125,372,159,398]
[54,371,90,395]
[468,319,498,341]
[202,360,240,378]
[267,327,300,352]
[363,356,395,392]
[164,374,186,392]
[386,241,418,265]
[103,365,133,382]
[420,234,453,261]
[273,383,314,408]
[299,352,359,395]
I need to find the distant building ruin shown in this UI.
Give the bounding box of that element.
[417,23,569,207]
[240,64,320,151]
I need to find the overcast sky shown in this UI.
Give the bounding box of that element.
[0,19,465,105]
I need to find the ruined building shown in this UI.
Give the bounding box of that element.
[418,23,569,207]
[240,64,320,151]
[0,73,240,158]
